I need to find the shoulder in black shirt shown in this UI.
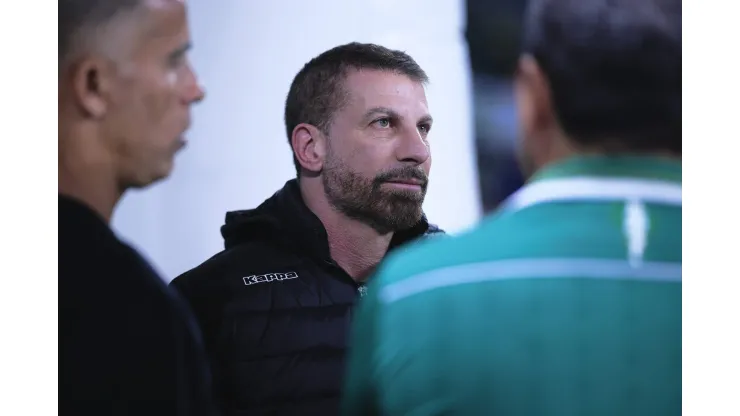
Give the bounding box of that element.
[59,195,215,416]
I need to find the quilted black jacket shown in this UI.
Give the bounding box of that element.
[170,179,443,416]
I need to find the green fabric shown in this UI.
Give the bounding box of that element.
[342,156,682,416]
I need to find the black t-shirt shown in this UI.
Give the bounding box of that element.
[59,195,215,416]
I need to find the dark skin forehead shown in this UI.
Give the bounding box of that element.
[87,0,188,64]
[133,0,189,56]
[141,0,188,37]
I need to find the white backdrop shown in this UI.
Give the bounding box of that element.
[113,0,482,281]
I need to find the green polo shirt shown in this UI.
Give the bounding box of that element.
[342,155,682,416]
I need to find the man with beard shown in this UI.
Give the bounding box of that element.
[342,0,681,415]
[170,42,443,415]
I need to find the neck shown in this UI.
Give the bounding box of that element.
[539,134,681,172]
[299,177,393,282]
[58,126,122,224]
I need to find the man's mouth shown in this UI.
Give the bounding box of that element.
[386,178,423,185]
[384,178,426,190]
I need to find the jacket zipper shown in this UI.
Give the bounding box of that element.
[324,259,367,297]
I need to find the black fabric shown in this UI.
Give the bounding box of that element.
[171,179,443,416]
[59,195,216,416]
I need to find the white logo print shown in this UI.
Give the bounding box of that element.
[623,198,650,267]
[358,286,368,297]
[243,271,298,286]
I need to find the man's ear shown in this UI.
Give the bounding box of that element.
[291,123,326,174]
[515,55,558,140]
[515,54,562,162]
[69,56,114,119]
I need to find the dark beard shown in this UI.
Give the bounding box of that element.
[322,156,428,235]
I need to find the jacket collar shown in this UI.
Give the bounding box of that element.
[221,179,442,262]
[502,155,682,212]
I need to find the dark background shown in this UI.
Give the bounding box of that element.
[466,0,528,213]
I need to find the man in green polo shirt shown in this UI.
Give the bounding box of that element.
[341,0,682,415]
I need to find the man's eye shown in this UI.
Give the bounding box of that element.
[374,118,391,128]
[171,56,183,65]
[168,52,188,67]
[418,124,430,133]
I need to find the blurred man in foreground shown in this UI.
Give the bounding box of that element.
[342,0,681,414]
[170,43,443,415]
[58,0,213,414]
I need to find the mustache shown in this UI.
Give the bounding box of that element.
[374,166,428,186]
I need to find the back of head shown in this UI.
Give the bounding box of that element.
[284,42,429,176]
[522,0,682,154]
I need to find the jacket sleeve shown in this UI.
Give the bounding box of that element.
[341,280,383,416]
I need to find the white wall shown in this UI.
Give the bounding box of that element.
[112,0,481,281]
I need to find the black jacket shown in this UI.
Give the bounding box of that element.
[59,195,216,416]
[171,179,443,416]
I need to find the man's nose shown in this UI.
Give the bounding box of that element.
[395,125,430,165]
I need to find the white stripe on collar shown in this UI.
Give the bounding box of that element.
[503,176,682,212]
[380,258,681,304]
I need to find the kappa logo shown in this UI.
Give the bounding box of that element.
[243,271,299,286]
